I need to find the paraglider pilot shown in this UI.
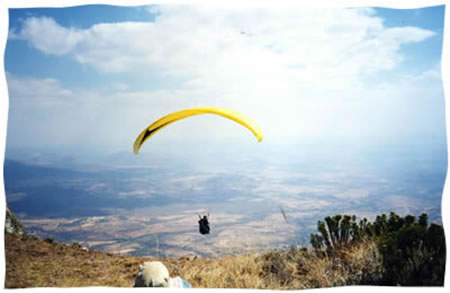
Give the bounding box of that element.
[198,215,210,235]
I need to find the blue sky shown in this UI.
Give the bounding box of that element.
[3,4,447,159]
[5,5,160,90]
[5,5,445,87]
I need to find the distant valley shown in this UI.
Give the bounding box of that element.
[4,143,446,257]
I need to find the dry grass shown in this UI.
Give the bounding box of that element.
[5,233,383,289]
[5,234,147,287]
[175,255,266,288]
[256,241,384,289]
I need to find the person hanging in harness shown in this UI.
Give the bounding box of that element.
[198,214,210,235]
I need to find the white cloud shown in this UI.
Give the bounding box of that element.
[5,6,444,150]
[5,73,209,149]
[11,17,84,55]
[6,72,73,106]
[11,7,435,77]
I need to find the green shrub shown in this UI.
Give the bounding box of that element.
[44,238,54,244]
[310,212,446,286]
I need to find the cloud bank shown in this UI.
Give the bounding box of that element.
[6,6,444,151]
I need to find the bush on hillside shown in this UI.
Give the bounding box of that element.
[310,212,446,286]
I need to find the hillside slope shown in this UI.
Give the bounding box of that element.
[5,207,27,236]
[5,233,383,289]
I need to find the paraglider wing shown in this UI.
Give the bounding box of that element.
[133,107,263,154]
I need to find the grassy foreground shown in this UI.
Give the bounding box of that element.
[5,233,383,289]
[6,211,444,288]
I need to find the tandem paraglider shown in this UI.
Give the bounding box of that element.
[133,107,263,234]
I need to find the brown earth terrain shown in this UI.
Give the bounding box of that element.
[5,233,383,289]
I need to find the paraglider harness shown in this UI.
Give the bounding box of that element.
[198,214,210,235]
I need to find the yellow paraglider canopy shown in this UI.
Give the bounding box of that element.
[133,107,263,154]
